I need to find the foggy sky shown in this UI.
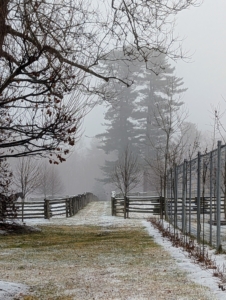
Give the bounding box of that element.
[60,0,226,197]
[84,0,226,140]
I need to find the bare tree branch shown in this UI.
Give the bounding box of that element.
[13,156,41,200]
[111,145,141,196]
[0,0,201,161]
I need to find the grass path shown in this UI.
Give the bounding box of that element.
[0,201,217,299]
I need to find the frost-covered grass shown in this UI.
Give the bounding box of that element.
[144,219,226,300]
[0,201,220,299]
[0,232,214,299]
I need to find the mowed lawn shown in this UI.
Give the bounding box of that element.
[0,223,214,300]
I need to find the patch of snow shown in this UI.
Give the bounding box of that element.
[142,220,226,300]
[23,218,50,225]
[0,281,28,300]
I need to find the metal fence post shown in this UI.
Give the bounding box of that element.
[165,170,170,221]
[174,164,178,234]
[189,160,192,235]
[169,168,173,224]
[182,160,187,234]
[216,141,222,251]
[197,152,201,243]
[209,151,213,245]
[160,176,163,220]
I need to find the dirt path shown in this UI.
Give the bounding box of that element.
[0,201,219,299]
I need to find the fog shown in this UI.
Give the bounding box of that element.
[175,0,226,132]
[85,0,226,137]
[56,0,226,199]
[58,138,113,200]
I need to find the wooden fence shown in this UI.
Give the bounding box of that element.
[3,193,97,221]
[111,194,163,218]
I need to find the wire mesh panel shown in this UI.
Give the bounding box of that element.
[166,141,226,252]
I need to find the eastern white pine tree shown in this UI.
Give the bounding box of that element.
[132,57,187,191]
[97,52,188,192]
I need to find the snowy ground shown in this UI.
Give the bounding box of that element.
[144,221,226,300]
[1,201,226,299]
[0,281,28,300]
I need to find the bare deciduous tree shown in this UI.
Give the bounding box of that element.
[13,157,41,201]
[145,76,188,194]
[112,146,141,197]
[211,104,226,219]
[37,162,64,198]
[0,0,201,160]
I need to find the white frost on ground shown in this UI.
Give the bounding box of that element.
[25,201,149,228]
[44,200,226,300]
[0,281,28,300]
[26,201,226,299]
[143,220,226,300]
[2,201,226,299]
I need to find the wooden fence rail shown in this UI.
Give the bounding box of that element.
[111,195,163,218]
[5,192,98,221]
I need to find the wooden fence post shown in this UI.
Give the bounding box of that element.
[22,201,24,222]
[79,195,81,210]
[66,199,69,218]
[72,197,76,215]
[44,199,50,219]
[111,197,113,216]
[83,194,86,207]
[84,194,86,207]
[80,195,83,209]
[124,196,127,219]
[44,199,47,219]
[111,191,116,216]
[77,195,80,211]
[75,196,78,213]
[69,198,73,217]
[127,197,129,218]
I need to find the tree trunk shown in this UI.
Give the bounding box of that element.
[0,0,9,55]
[224,193,226,220]
[224,161,226,219]
[163,134,170,220]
